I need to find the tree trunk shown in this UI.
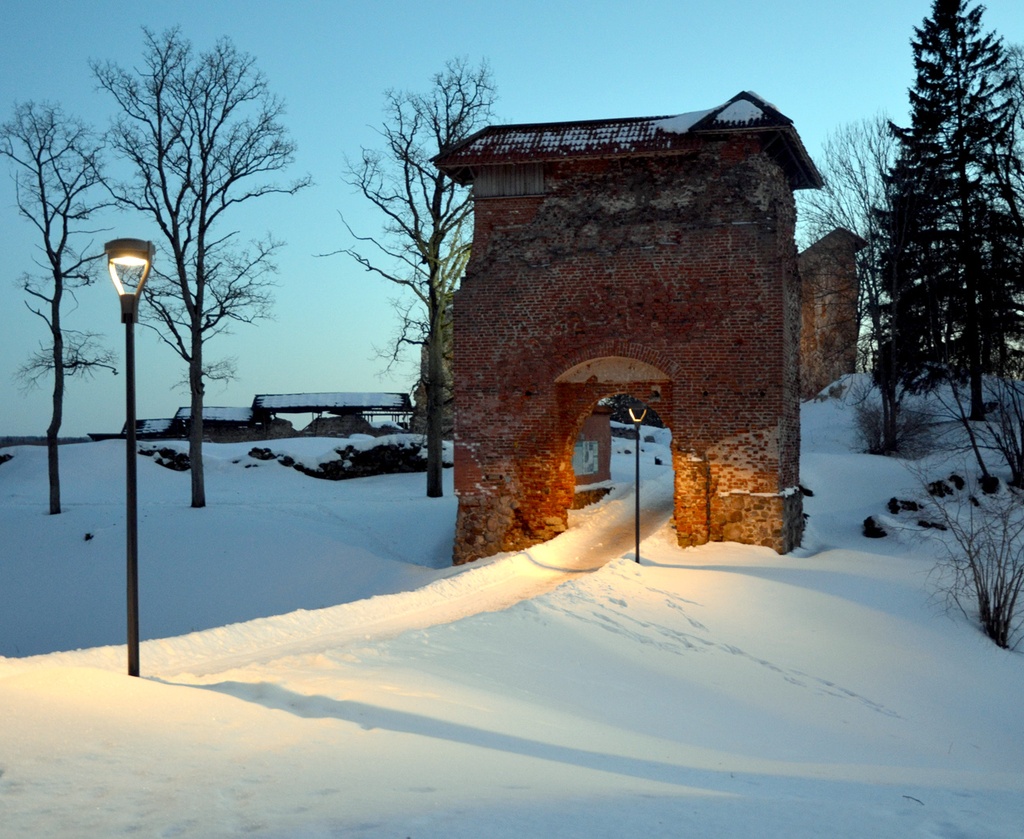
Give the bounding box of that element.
[47,298,64,515]
[46,387,62,515]
[188,346,206,508]
[951,149,986,422]
[964,242,986,420]
[880,269,901,454]
[879,366,899,454]
[425,312,446,498]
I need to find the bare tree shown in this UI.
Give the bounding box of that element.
[938,372,1024,489]
[333,58,496,498]
[982,377,1024,487]
[800,116,938,456]
[93,27,310,507]
[924,472,1024,649]
[0,102,115,514]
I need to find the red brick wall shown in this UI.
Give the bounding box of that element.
[452,135,803,563]
[798,228,862,399]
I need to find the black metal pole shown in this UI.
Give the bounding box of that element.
[634,419,641,564]
[124,303,140,677]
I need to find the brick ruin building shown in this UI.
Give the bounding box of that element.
[798,228,865,399]
[435,91,825,565]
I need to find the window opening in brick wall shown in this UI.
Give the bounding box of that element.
[474,164,545,198]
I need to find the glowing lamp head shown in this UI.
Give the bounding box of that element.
[105,239,154,323]
[105,238,154,296]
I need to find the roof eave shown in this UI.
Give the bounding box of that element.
[440,130,823,192]
[751,125,823,191]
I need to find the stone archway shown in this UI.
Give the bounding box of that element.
[556,357,670,386]
[555,354,670,505]
[438,92,818,565]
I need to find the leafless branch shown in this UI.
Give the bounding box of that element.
[325,57,496,496]
[93,27,309,506]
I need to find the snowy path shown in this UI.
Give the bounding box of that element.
[3,469,676,680]
[160,471,677,678]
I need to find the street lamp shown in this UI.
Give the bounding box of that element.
[105,238,154,677]
[628,406,647,564]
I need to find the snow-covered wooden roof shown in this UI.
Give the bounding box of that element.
[137,418,176,435]
[252,392,412,415]
[173,406,254,424]
[434,91,822,191]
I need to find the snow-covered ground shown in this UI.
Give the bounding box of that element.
[1,389,1022,837]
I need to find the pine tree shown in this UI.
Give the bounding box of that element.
[893,0,1016,419]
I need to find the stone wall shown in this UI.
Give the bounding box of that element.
[799,228,863,399]
[452,134,804,564]
[202,419,296,443]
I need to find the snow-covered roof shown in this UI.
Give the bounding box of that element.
[434,91,822,191]
[252,392,412,414]
[173,406,253,424]
[137,418,175,435]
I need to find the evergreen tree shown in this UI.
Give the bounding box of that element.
[892,0,1016,419]
[877,148,951,381]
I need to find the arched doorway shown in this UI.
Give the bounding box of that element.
[554,357,711,553]
[569,393,674,561]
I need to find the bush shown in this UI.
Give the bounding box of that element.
[853,399,933,457]
[924,475,1024,650]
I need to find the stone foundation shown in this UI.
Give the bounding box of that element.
[713,490,804,553]
[452,493,567,566]
[572,484,612,509]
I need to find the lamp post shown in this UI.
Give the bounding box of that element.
[628,406,647,564]
[105,238,154,677]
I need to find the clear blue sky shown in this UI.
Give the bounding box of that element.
[2,0,1024,437]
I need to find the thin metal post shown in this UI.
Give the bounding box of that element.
[634,420,641,563]
[107,238,152,678]
[629,406,647,564]
[124,304,140,677]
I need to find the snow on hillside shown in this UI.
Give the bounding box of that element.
[1,386,1022,838]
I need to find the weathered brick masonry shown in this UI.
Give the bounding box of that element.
[798,228,864,399]
[435,92,823,564]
